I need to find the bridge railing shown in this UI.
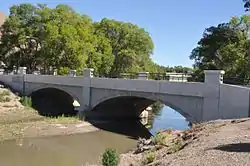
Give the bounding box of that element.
[0,67,192,82]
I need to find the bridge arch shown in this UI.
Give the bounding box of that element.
[91,92,198,122]
[28,86,81,117]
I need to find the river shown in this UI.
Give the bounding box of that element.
[0,106,189,166]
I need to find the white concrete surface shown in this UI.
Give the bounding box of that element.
[0,69,248,122]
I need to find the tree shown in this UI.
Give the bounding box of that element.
[244,0,250,11]
[94,18,154,76]
[189,15,250,83]
[0,4,115,76]
[0,4,43,73]
[0,3,189,78]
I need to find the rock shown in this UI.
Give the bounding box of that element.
[140,110,148,118]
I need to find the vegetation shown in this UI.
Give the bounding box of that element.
[0,90,11,102]
[189,14,250,84]
[102,148,119,166]
[45,114,81,124]
[0,3,190,77]
[20,96,32,107]
[142,151,155,164]
[152,131,169,146]
[244,0,250,11]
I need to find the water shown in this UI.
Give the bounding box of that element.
[0,106,189,165]
[149,106,189,134]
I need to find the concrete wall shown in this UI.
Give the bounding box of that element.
[0,75,24,93]
[90,88,203,122]
[219,84,250,119]
[90,78,205,97]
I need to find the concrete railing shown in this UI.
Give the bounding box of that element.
[0,67,225,84]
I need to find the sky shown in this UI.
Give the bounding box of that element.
[0,0,247,67]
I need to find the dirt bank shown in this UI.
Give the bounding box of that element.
[0,88,99,142]
[119,118,250,166]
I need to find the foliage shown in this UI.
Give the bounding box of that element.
[244,0,250,11]
[20,96,32,107]
[152,132,169,145]
[151,101,164,116]
[142,151,155,164]
[189,15,250,84]
[0,3,190,78]
[102,148,119,166]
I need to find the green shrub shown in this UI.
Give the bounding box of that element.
[57,67,70,76]
[20,96,32,107]
[152,132,168,146]
[170,137,184,153]
[102,148,119,166]
[142,151,155,164]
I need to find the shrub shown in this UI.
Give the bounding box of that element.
[170,137,184,153]
[20,96,32,107]
[152,132,168,146]
[102,148,119,166]
[142,151,155,164]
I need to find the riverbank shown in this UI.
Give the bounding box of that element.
[119,118,250,166]
[0,88,99,142]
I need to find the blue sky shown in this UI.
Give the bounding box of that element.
[0,0,246,67]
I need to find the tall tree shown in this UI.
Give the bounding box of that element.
[94,18,154,76]
[190,15,250,83]
[244,0,250,11]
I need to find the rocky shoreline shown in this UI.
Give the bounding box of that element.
[119,119,250,166]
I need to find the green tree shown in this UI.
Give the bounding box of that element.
[189,15,250,83]
[0,4,43,73]
[244,0,250,11]
[94,18,154,76]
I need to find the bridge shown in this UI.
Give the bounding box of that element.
[0,67,249,123]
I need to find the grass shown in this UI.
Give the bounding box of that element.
[20,96,32,107]
[45,114,81,124]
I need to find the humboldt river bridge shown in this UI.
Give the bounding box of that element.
[0,67,249,123]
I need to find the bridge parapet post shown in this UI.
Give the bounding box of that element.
[204,70,225,84]
[203,70,225,121]
[53,69,57,76]
[137,72,149,80]
[17,67,26,75]
[83,68,94,78]
[0,69,4,75]
[68,70,77,77]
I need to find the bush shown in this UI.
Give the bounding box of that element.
[142,151,155,164]
[102,148,119,166]
[152,132,168,146]
[20,96,32,107]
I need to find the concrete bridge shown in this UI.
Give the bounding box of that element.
[0,67,249,123]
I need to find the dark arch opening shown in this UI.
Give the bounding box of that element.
[90,96,189,139]
[31,88,78,117]
[92,96,156,120]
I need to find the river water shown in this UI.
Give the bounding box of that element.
[0,106,189,166]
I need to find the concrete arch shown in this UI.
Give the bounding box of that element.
[28,85,81,116]
[25,84,81,102]
[91,92,199,122]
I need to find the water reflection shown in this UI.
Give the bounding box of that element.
[140,105,190,135]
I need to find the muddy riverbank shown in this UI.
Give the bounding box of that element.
[0,88,100,142]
